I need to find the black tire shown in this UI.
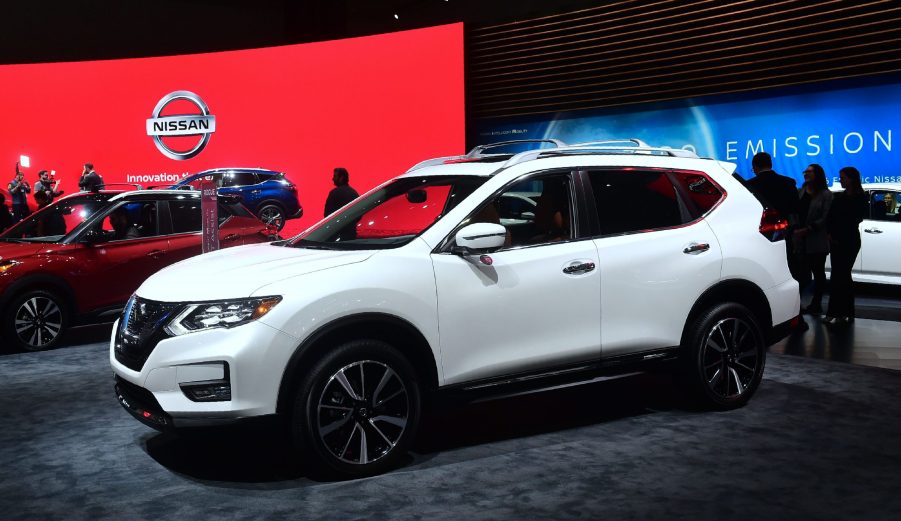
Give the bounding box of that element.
[292,339,421,479]
[3,289,69,352]
[680,302,766,410]
[256,203,286,231]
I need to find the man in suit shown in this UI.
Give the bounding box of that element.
[78,163,104,192]
[745,151,804,329]
[745,152,799,223]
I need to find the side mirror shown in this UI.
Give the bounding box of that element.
[81,229,107,245]
[453,222,506,254]
[406,189,427,204]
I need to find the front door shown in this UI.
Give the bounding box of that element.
[77,201,169,310]
[860,189,901,281]
[432,172,601,385]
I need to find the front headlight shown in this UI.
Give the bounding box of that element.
[165,296,281,336]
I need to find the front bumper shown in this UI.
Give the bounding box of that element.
[287,206,303,219]
[110,317,300,425]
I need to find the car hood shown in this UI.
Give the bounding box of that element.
[0,241,45,261]
[137,243,375,302]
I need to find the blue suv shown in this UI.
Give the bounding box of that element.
[172,168,302,230]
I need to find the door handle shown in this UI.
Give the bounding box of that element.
[864,228,883,234]
[683,242,710,254]
[250,190,262,194]
[563,261,596,275]
[147,249,165,258]
[223,233,240,242]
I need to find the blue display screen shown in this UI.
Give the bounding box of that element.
[473,76,901,187]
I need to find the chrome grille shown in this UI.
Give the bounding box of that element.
[114,296,180,371]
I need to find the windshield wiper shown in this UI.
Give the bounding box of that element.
[289,241,339,250]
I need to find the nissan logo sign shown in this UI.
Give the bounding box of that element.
[146,90,216,160]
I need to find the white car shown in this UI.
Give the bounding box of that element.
[111,139,799,478]
[826,183,901,285]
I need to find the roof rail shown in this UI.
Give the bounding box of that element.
[406,139,567,174]
[94,183,144,191]
[568,139,651,148]
[502,141,699,168]
[465,139,567,158]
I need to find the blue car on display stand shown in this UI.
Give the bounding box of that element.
[172,168,302,230]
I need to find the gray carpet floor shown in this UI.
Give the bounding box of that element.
[1,341,900,520]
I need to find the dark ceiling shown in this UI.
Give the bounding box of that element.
[0,0,603,64]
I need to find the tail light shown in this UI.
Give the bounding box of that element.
[759,208,788,241]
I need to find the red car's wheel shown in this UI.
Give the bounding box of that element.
[4,289,69,352]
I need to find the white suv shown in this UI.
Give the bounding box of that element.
[111,140,800,478]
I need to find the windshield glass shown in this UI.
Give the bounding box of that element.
[0,194,112,243]
[290,175,487,249]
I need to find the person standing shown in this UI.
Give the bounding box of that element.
[794,164,833,315]
[8,165,31,223]
[824,167,868,327]
[34,170,63,205]
[744,152,804,329]
[324,167,359,217]
[78,163,104,192]
[0,192,12,233]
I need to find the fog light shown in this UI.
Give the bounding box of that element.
[181,382,231,402]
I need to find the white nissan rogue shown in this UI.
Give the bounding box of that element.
[111,140,800,478]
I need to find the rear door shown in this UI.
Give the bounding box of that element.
[587,168,724,357]
[163,197,251,259]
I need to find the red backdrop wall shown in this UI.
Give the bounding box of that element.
[0,24,465,236]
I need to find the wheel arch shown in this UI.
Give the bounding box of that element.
[276,312,440,416]
[253,198,286,214]
[683,279,773,345]
[0,273,77,318]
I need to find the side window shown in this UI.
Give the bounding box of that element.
[670,171,724,219]
[220,172,258,187]
[98,202,160,241]
[870,191,900,221]
[217,204,230,225]
[588,170,683,236]
[471,173,572,247]
[169,199,202,233]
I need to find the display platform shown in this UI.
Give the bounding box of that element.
[2,326,900,520]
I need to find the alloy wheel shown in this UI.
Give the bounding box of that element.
[700,317,761,400]
[316,360,409,465]
[15,296,63,349]
[258,206,284,230]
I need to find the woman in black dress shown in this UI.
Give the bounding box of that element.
[795,164,833,315]
[824,167,868,326]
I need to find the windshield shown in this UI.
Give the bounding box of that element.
[0,194,112,243]
[290,175,488,249]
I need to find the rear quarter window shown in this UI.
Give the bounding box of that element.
[670,171,725,219]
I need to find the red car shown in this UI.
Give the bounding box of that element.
[0,189,274,351]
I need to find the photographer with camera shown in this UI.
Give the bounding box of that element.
[34,170,63,205]
[7,162,31,223]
